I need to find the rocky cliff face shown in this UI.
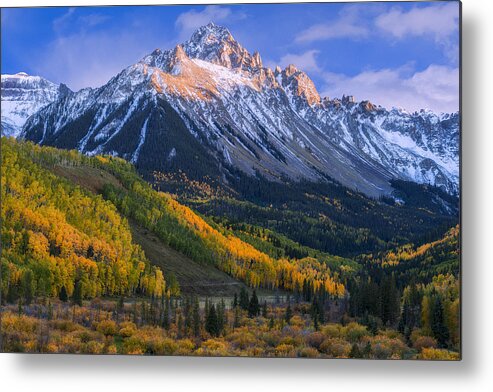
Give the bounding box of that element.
[20,23,459,197]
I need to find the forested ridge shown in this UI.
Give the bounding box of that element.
[0,138,460,357]
[1,138,347,301]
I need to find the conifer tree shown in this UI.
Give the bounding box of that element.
[22,270,34,305]
[234,305,241,329]
[218,298,226,332]
[192,296,201,337]
[72,279,83,306]
[205,304,220,337]
[248,290,260,317]
[239,288,249,311]
[59,286,68,302]
[262,301,268,318]
[285,303,293,324]
[431,295,450,348]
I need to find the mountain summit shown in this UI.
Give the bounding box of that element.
[20,24,459,196]
[1,72,66,138]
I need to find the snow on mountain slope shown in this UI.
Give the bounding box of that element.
[20,23,460,197]
[1,72,66,138]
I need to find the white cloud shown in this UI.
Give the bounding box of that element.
[53,8,110,34]
[78,13,110,28]
[175,6,245,41]
[277,50,321,74]
[375,2,459,41]
[53,8,76,33]
[321,64,459,113]
[375,3,459,64]
[295,6,369,43]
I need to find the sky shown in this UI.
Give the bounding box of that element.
[1,1,460,113]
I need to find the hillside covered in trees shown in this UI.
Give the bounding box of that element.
[1,138,169,303]
[1,138,460,358]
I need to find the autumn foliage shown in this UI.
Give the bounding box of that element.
[1,138,168,301]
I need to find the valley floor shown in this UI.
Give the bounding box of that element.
[0,298,459,360]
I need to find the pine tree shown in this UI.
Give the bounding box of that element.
[205,304,220,337]
[233,293,238,308]
[218,299,226,333]
[59,286,68,302]
[285,303,293,324]
[72,279,83,306]
[6,282,19,304]
[22,270,34,305]
[269,316,275,330]
[248,290,260,318]
[239,288,249,311]
[234,305,241,328]
[192,296,201,337]
[262,301,268,318]
[431,295,450,348]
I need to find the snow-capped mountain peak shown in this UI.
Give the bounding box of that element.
[19,23,459,197]
[1,72,65,138]
[182,22,262,72]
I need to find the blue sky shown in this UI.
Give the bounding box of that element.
[1,1,460,112]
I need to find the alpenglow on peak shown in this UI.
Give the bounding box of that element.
[20,22,460,197]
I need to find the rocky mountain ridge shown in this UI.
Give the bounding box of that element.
[17,23,459,197]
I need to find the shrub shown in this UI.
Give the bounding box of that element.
[95,320,118,336]
[298,346,319,358]
[319,338,351,358]
[413,336,438,351]
[419,348,460,360]
[343,322,370,343]
[321,324,343,339]
[196,339,230,356]
[275,343,296,357]
[305,331,325,349]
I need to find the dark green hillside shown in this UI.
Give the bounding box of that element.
[357,225,460,288]
[177,172,458,257]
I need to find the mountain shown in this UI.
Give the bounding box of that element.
[20,23,459,197]
[1,72,69,138]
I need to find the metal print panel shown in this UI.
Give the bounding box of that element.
[0,1,461,359]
